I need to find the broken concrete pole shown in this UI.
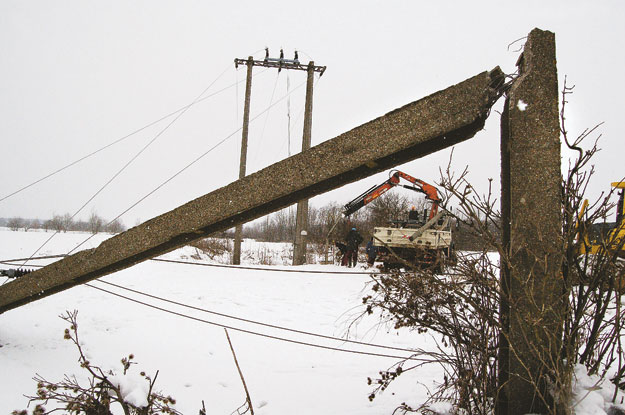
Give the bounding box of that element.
[0,67,504,314]
[498,29,567,415]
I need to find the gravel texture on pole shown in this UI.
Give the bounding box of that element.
[498,28,564,414]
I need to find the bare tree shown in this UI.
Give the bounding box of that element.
[48,214,66,233]
[7,217,24,231]
[61,213,73,233]
[105,218,125,234]
[365,192,419,227]
[26,218,41,232]
[88,212,104,234]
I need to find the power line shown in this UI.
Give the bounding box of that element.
[250,70,281,167]
[287,72,291,156]
[151,257,379,275]
[85,281,426,362]
[0,254,67,263]
[67,77,309,256]
[95,278,412,353]
[0,65,266,204]
[0,253,378,275]
[279,73,321,157]
[0,255,378,292]
[0,256,412,354]
[21,67,235,268]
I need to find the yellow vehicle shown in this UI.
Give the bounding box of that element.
[579,181,625,258]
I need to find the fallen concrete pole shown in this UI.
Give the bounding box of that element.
[0,68,504,314]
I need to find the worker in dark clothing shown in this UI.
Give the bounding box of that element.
[335,241,348,266]
[365,237,377,267]
[345,227,363,267]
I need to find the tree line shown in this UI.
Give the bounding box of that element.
[4,212,125,234]
[3,192,491,250]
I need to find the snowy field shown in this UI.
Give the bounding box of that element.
[1,228,622,414]
[0,228,437,415]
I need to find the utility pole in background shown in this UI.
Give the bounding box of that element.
[232,56,254,265]
[292,62,316,265]
[233,50,326,265]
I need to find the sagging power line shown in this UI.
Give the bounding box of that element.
[95,278,417,354]
[0,259,410,356]
[86,281,428,362]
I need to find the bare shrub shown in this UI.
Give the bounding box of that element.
[362,250,500,414]
[360,92,625,413]
[48,214,68,233]
[190,238,231,260]
[14,310,181,415]
[15,313,259,415]
[256,246,274,265]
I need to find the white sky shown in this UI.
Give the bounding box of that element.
[1,1,623,226]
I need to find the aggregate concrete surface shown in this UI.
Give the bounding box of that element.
[498,28,564,414]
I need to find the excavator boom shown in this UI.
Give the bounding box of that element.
[342,170,441,218]
[343,181,395,217]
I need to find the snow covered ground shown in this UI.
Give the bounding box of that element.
[0,228,623,414]
[0,228,436,414]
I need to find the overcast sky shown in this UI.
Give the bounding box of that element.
[1,1,623,227]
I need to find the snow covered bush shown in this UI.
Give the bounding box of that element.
[14,310,181,415]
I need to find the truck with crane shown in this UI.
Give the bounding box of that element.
[342,170,454,271]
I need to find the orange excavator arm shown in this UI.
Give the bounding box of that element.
[392,171,441,218]
[343,170,441,218]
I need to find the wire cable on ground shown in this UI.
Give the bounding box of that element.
[95,278,412,353]
[67,77,309,255]
[0,254,413,355]
[151,257,380,275]
[85,281,427,362]
[0,253,382,285]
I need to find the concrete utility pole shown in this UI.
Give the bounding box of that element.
[0,68,502,314]
[497,28,567,415]
[233,49,326,266]
[292,62,316,265]
[233,56,254,265]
